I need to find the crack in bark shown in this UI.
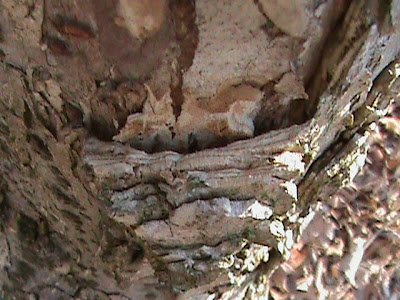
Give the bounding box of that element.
[169,0,198,119]
[299,58,400,209]
[92,287,132,300]
[253,0,269,21]
[2,61,27,76]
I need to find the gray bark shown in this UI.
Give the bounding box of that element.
[0,0,399,299]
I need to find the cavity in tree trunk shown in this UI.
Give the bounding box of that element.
[0,0,399,299]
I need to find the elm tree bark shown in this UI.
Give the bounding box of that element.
[0,0,399,299]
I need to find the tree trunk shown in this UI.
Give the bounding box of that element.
[0,0,399,299]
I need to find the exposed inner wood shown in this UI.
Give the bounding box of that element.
[112,0,345,153]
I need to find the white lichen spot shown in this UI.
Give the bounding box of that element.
[274,151,305,173]
[241,201,273,220]
[287,203,300,223]
[218,255,234,269]
[327,163,341,178]
[282,181,298,201]
[344,237,366,287]
[228,271,246,286]
[244,256,256,272]
[303,143,310,153]
[349,151,367,182]
[184,259,195,269]
[288,212,299,223]
[329,133,369,184]
[298,209,316,236]
[341,102,352,117]
[258,246,270,262]
[206,294,216,300]
[285,229,294,249]
[277,240,285,255]
[304,141,320,161]
[356,134,369,147]
[270,220,285,237]
[243,249,250,258]
[297,276,313,292]
[369,122,378,131]
[367,105,388,117]
[389,62,400,78]
[275,229,294,259]
[228,271,236,285]
[300,122,322,160]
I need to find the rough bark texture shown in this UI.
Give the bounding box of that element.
[0,0,399,299]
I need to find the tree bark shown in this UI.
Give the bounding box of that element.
[0,0,399,299]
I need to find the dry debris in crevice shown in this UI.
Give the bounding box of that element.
[269,102,400,299]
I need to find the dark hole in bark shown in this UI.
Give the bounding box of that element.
[63,101,84,128]
[27,133,53,160]
[0,24,3,42]
[0,180,10,223]
[17,213,39,242]
[23,101,33,129]
[131,243,144,263]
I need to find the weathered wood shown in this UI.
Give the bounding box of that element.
[0,0,399,299]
